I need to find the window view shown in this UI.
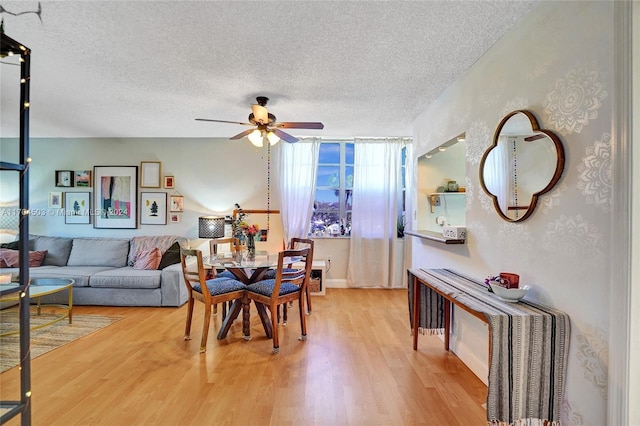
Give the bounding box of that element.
[311,142,353,236]
[398,146,406,237]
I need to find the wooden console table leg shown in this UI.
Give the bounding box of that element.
[412,276,420,350]
[444,299,451,351]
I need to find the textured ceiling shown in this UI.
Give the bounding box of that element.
[0,1,538,139]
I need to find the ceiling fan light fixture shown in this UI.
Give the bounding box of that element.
[266,131,280,146]
[248,129,264,147]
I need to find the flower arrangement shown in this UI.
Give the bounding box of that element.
[231,203,249,237]
[243,224,260,236]
[484,275,507,292]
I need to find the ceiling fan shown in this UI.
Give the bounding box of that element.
[196,96,324,147]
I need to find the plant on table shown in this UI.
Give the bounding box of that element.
[484,275,507,293]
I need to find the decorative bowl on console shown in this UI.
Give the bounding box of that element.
[489,283,529,302]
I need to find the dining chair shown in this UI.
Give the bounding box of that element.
[180,248,246,353]
[209,237,241,279]
[244,247,313,354]
[264,237,315,321]
[209,237,241,316]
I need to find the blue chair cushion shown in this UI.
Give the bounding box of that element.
[245,279,301,297]
[193,277,246,296]
[263,268,302,279]
[216,270,236,279]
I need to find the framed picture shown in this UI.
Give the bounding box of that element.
[93,165,138,229]
[164,176,175,189]
[48,191,63,208]
[140,161,162,188]
[169,195,184,212]
[64,192,91,224]
[140,192,167,225]
[75,170,92,187]
[55,170,74,187]
[169,213,182,223]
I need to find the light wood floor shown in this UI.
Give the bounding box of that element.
[1,288,487,425]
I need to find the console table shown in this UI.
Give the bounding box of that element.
[408,268,570,425]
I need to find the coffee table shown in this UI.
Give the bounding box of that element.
[0,278,74,336]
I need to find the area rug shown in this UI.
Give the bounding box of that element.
[0,311,122,373]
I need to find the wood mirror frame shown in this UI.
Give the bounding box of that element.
[479,110,565,222]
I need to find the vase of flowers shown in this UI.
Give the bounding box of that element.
[243,224,259,260]
[232,203,248,245]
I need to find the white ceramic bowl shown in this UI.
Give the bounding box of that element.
[490,283,529,302]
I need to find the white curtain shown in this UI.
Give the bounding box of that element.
[347,138,405,288]
[276,138,320,243]
[484,135,510,213]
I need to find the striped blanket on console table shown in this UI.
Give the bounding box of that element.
[408,268,570,426]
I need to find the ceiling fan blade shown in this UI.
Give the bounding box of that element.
[230,129,256,140]
[274,122,324,130]
[195,118,253,126]
[272,128,299,143]
[251,104,269,124]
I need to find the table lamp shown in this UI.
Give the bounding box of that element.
[198,216,225,239]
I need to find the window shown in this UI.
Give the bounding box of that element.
[398,146,406,237]
[310,141,353,236]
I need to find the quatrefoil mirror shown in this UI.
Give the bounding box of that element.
[479,110,565,222]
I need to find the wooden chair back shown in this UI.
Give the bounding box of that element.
[269,247,313,302]
[180,248,212,301]
[209,237,240,256]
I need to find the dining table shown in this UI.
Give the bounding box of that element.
[205,251,300,341]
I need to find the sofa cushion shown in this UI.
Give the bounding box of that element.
[157,241,182,270]
[133,248,162,270]
[128,235,184,266]
[0,248,48,267]
[89,267,161,289]
[67,238,130,267]
[29,266,114,287]
[30,235,72,266]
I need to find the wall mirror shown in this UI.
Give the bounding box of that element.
[479,110,564,222]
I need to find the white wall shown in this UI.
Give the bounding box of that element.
[0,137,284,252]
[411,2,613,423]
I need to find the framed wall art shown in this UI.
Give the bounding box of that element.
[164,175,175,189]
[48,191,63,208]
[64,192,91,224]
[55,170,74,187]
[75,170,92,187]
[169,195,184,212]
[93,165,138,229]
[169,213,182,223]
[140,161,162,188]
[140,192,167,225]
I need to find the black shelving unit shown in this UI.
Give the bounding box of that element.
[0,31,32,426]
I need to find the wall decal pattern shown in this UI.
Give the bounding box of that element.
[497,222,532,251]
[464,175,474,207]
[562,399,585,426]
[577,133,612,212]
[498,97,529,119]
[543,214,603,259]
[539,182,567,215]
[575,325,609,400]
[479,190,495,215]
[543,66,608,135]
[465,120,490,165]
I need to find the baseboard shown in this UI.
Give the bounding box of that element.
[325,278,348,288]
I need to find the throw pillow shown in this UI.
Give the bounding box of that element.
[133,248,162,270]
[0,248,48,267]
[0,240,21,250]
[157,241,182,270]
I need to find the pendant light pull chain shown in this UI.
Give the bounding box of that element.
[267,143,271,234]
